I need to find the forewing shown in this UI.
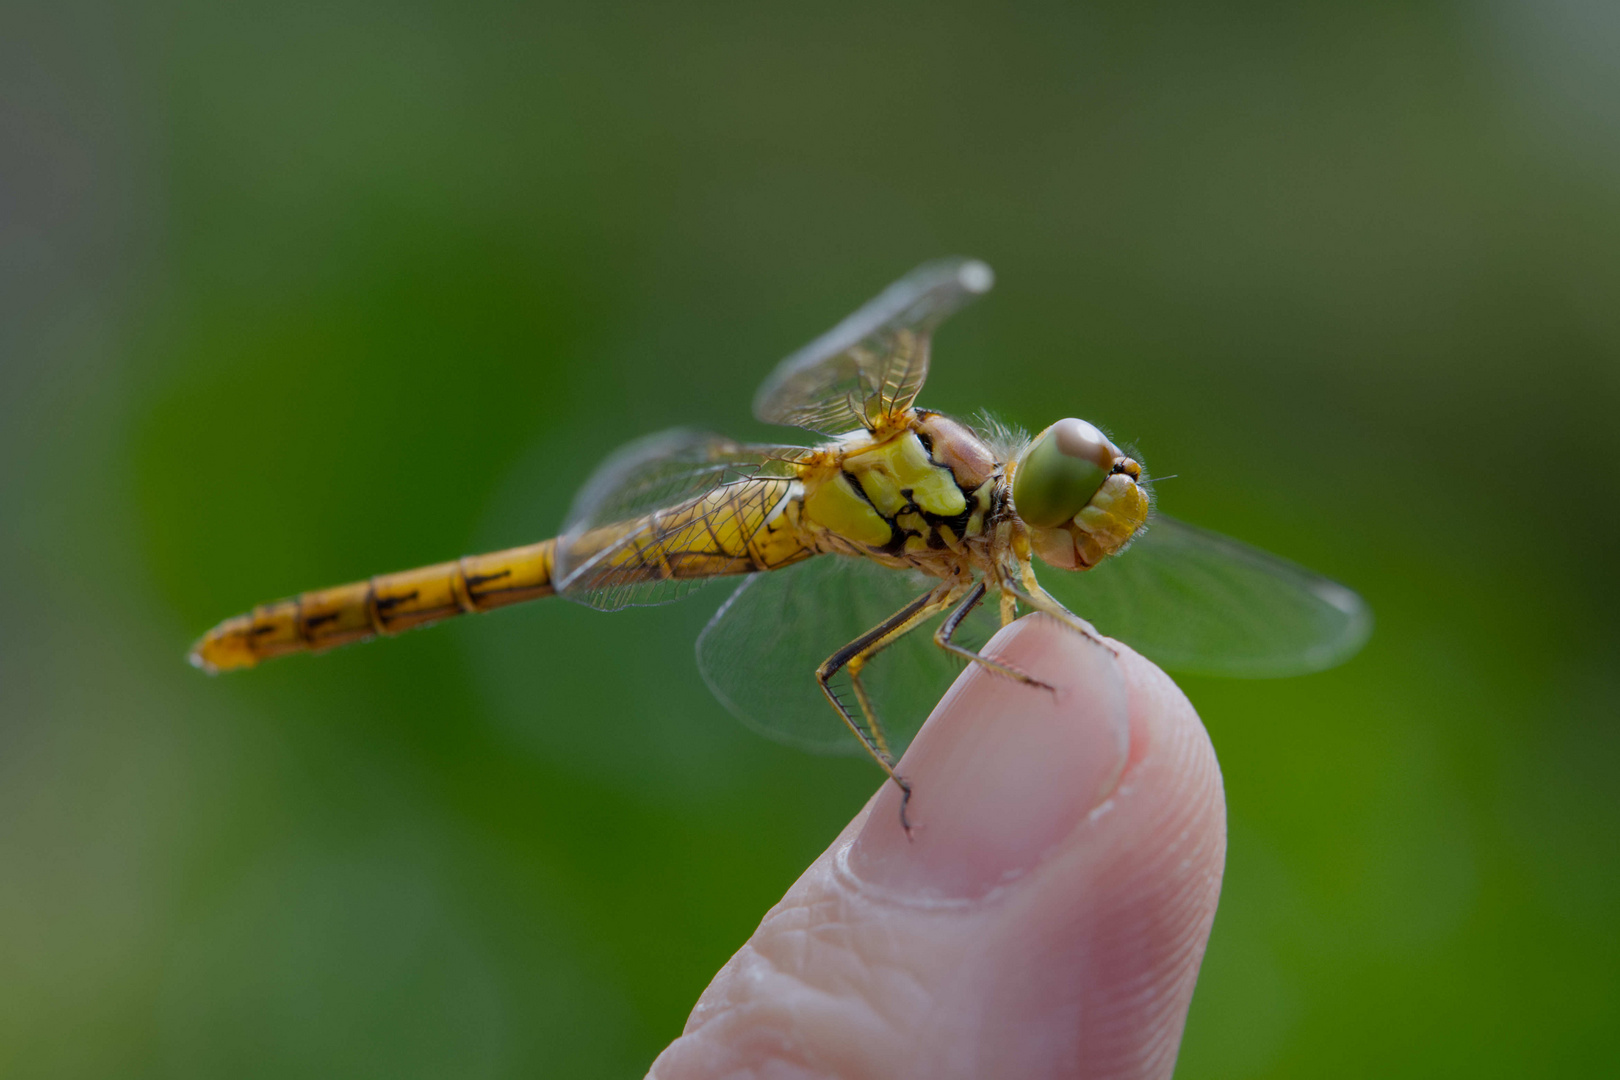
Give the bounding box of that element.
[753,258,994,436]
[696,556,999,755]
[1038,516,1371,677]
[553,429,808,611]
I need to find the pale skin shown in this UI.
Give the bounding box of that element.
[649,615,1226,1080]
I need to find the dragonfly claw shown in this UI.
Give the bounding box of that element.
[897,776,917,841]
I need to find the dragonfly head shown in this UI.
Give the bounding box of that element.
[1012,418,1150,570]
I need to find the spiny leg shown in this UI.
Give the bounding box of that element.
[845,583,970,753]
[1010,557,1120,657]
[933,581,1055,692]
[844,670,891,760]
[817,584,961,836]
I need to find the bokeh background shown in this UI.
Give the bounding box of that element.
[4,1,1617,1076]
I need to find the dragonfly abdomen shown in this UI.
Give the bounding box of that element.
[188,539,558,673]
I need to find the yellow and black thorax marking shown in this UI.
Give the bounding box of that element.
[800,423,998,558]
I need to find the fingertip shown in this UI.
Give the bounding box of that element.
[1026,638,1227,1076]
[849,614,1133,900]
[655,620,1228,1080]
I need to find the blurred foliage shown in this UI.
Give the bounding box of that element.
[2,0,1617,1075]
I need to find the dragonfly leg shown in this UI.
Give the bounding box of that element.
[816,584,961,836]
[1007,558,1120,657]
[843,671,893,761]
[933,581,1055,692]
[999,586,1019,626]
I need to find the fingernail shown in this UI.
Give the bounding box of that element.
[847,616,1131,900]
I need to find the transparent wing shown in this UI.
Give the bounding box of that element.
[1038,516,1372,677]
[753,258,995,436]
[696,556,1001,755]
[553,429,810,611]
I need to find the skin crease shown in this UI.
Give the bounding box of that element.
[648,615,1226,1080]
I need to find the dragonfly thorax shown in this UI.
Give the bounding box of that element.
[798,409,1001,566]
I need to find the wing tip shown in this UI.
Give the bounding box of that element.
[753,257,996,431]
[956,259,994,294]
[1315,579,1375,661]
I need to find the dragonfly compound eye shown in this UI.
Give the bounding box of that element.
[1012,418,1124,528]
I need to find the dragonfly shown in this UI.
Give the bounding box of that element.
[191,258,1370,824]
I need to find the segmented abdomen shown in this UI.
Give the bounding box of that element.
[189,540,557,673]
[190,478,815,672]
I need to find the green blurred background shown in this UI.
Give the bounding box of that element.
[3,1,1617,1075]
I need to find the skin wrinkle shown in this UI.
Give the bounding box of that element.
[782,893,939,1032]
[687,963,843,1074]
[797,891,933,1021]
[652,626,1225,1080]
[696,885,925,1074]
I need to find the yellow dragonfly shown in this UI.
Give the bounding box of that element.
[191,259,1370,822]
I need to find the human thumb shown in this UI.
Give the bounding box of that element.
[651,614,1226,1080]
